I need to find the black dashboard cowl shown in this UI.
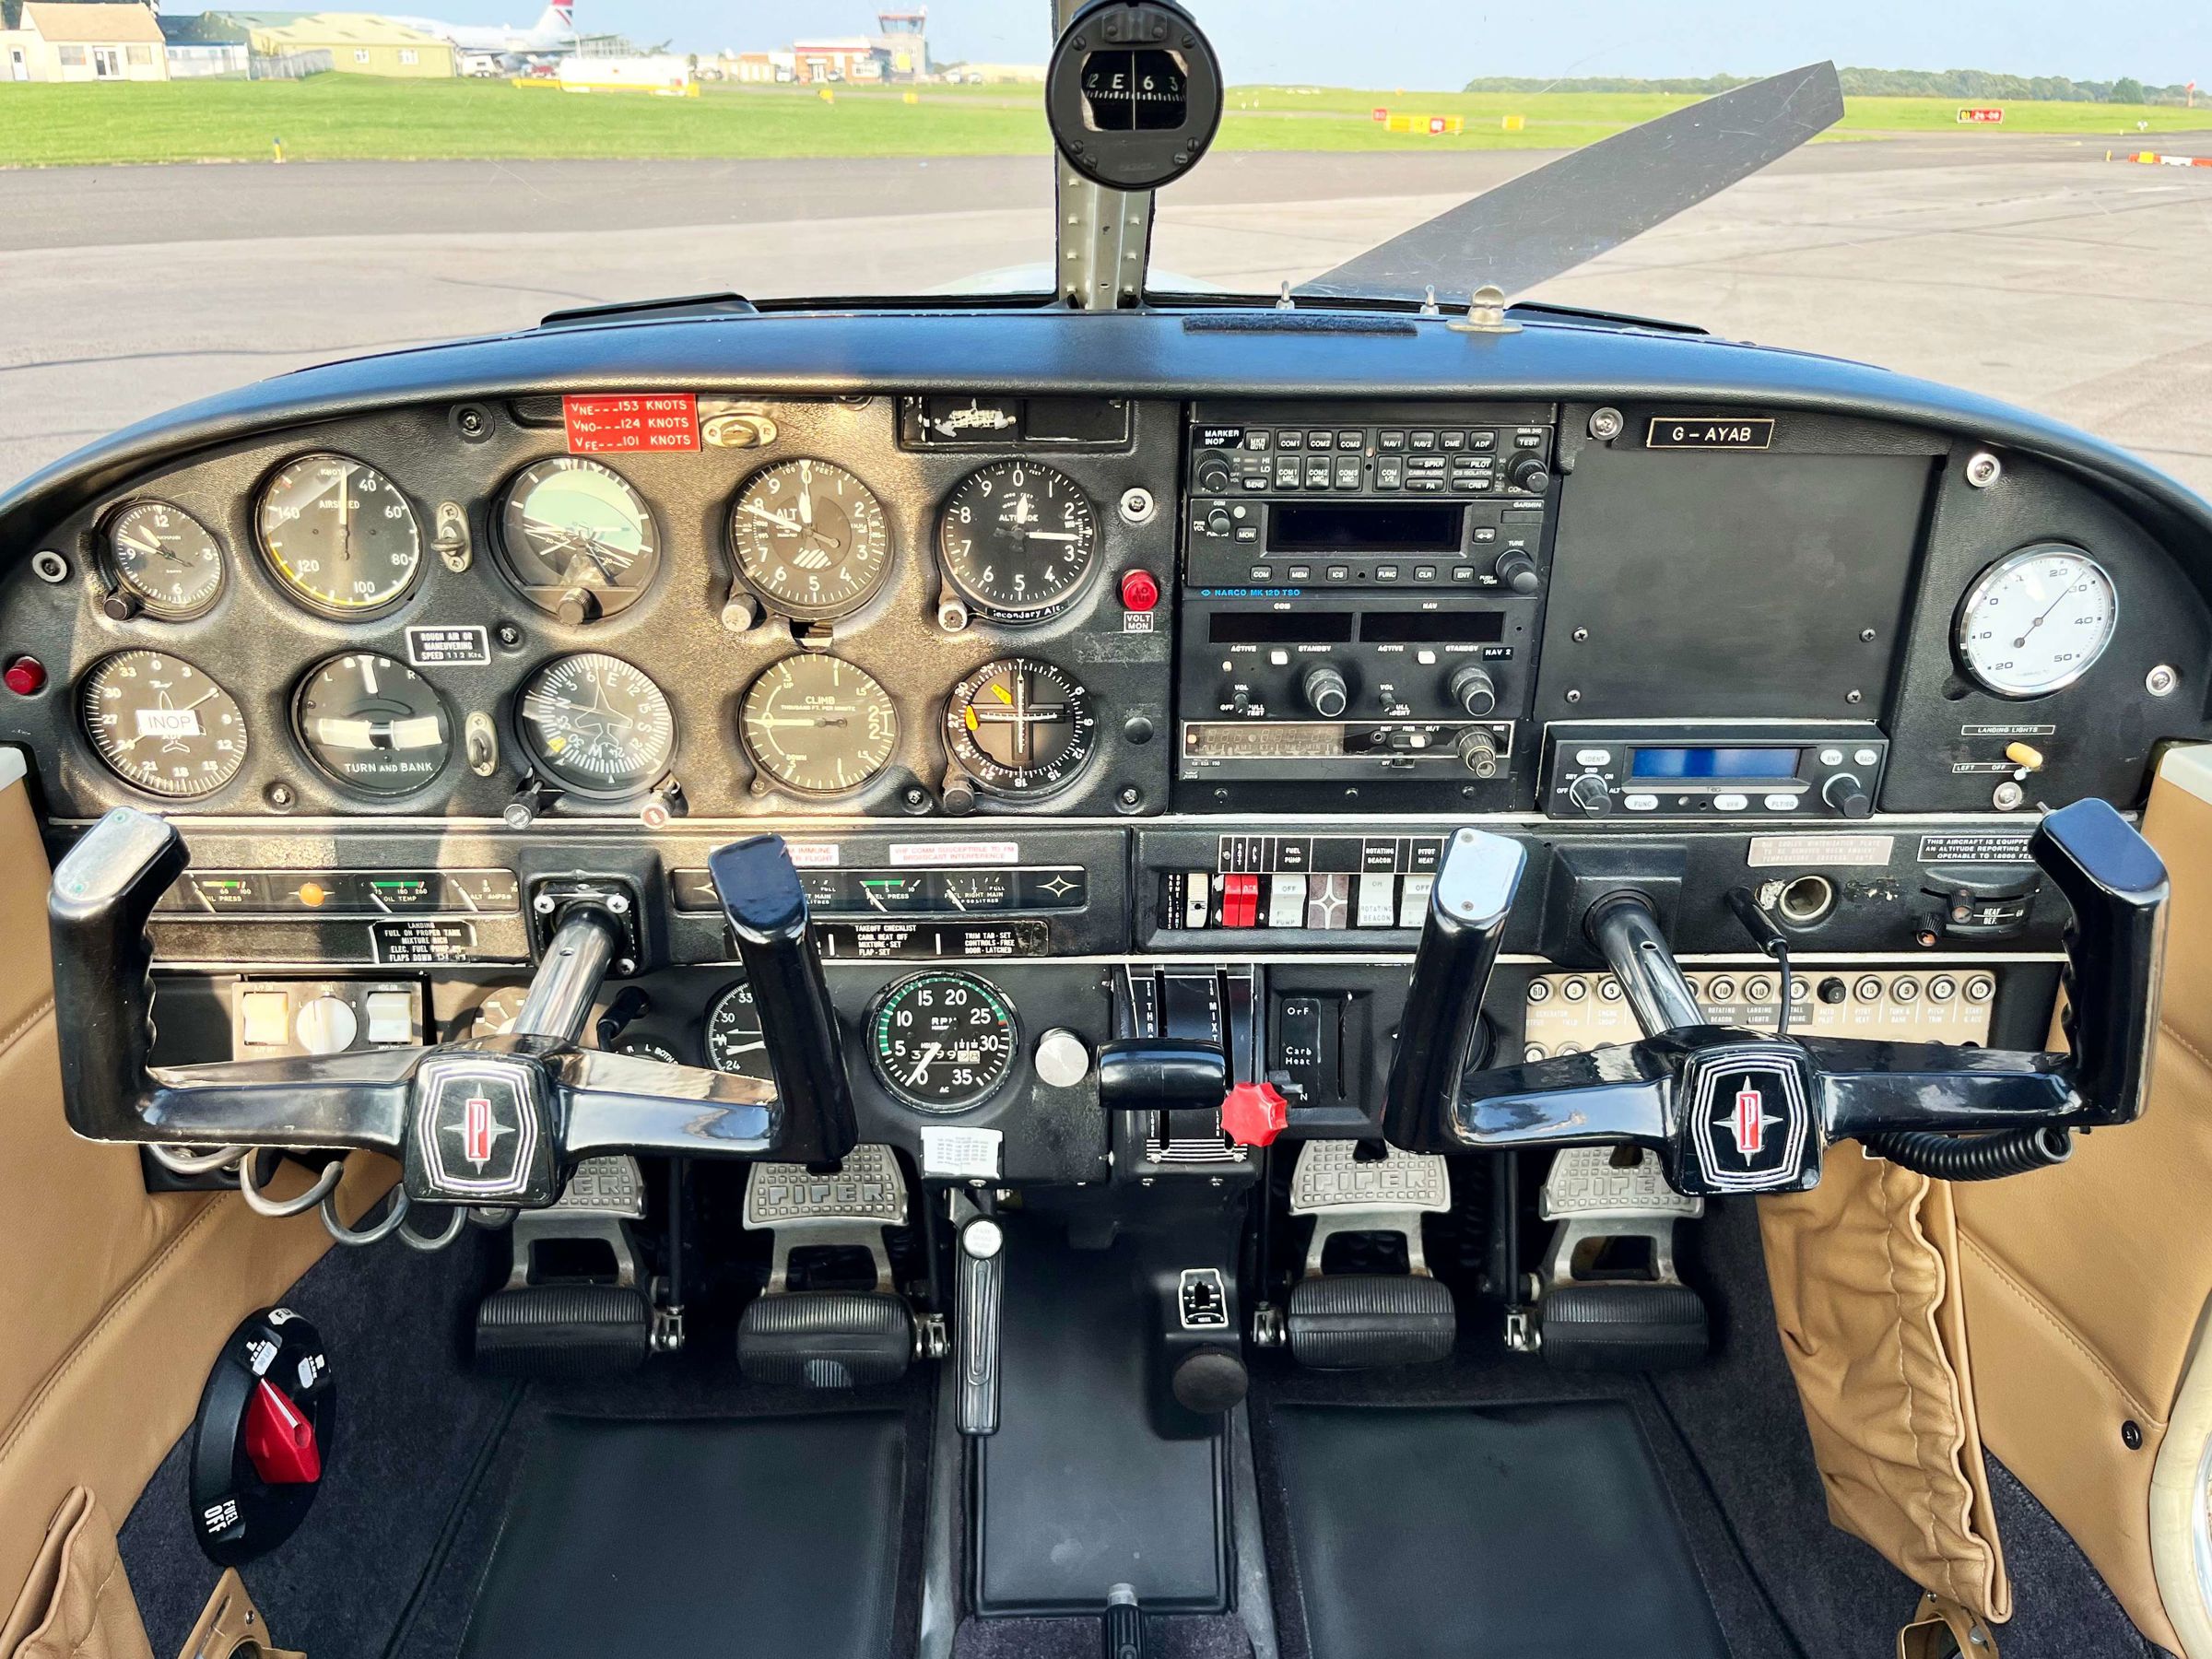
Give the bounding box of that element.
[4,306,2208,590]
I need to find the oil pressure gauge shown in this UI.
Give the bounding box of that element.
[1955,544,2118,698]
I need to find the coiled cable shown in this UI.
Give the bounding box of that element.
[1863,1124,2073,1181]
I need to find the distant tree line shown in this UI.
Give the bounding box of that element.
[1459,68,2190,105]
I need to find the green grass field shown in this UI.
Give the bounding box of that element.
[0,74,2205,169]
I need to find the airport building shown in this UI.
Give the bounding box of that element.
[179,9,455,76]
[2,1,170,82]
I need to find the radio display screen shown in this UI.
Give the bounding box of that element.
[1270,502,1463,552]
[1630,747,1801,781]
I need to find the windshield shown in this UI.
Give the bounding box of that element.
[1,2,2206,495]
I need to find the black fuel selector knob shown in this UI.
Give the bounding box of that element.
[1302,665,1349,719]
[1508,453,1552,493]
[1822,771,1874,818]
[1492,547,1539,594]
[1448,662,1499,717]
[1194,453,1234,493]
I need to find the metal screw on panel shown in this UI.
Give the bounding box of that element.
[1116,784,1143,810]
[606,892,631,915]
[1964,452,2003,488]
[533,893,557,915]
[1846,689,1863,704]
[1119,487,1156,525]
[495,621,524,650]
[1993,780,2026,810]
[1564,688,1581,704]
[29,550,68,584]
[1571,628,1589,643]
[1861,629,1877,642]
[265,782,296,810]
[1588,406,1625,442]
[2147,664,2180,697]
[455,406,488,440]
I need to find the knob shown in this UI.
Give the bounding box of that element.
[1821,771,1873,818]
[555,585,601,627]
[1034,1028,1091,1089]
[1492,547,1539,594]
[1456,729,1500,779]
[1205,508,1233,536]
[100,592,142,622]
[1229,686,1252,715]
[295,994,359,1056]
[1567,772,1611,817]
[1194,454,1233,493]
[1448,663,1499,718]
[1508,453,1551,493]
[1302,665,1349,719]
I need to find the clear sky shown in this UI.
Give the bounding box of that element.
[481,0,2201,86]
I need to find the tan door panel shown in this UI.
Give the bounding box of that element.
[1955,747,2212,1654]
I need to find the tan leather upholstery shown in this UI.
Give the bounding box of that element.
[0,780,387,1612]
[1952,756,2212,1653]
[0,1488,154,1659]
[1761,1150,2010,1624]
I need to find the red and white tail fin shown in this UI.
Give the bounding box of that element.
[536,1,571,38]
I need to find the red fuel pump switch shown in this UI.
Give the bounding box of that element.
[4,657,46,697]
[1119,569,1160,612]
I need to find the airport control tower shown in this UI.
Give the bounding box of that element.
[874,6,926,80]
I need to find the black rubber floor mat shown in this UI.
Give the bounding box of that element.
[1269,1400,1728,1659]
[459,1413,906,1659]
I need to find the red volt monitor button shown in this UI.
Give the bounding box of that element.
[563,394,700,454]
[1120,569,1160,612]
[243,1379,323,1486]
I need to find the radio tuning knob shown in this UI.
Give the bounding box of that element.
[1492,547,1539,594]
[1821,771,1874,818]
[1301,665,1349,719]
[1194,454,1234,494]
[1508,453,1552,493]
[1456,728,1501,779]
[1448,663,1499,718]
[1567,771,1611,817]
[1205,508,1234,536]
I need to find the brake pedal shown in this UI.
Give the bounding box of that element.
[737,1146,914,1388]
[475,1155,653,1377]
[1282,1140,1456,1369]
[1533,1147,1710,1370]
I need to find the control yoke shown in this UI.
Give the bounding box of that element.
[48,808,856,1210]
[1381,798,2168,1194]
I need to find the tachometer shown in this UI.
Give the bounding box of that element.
[255,453,422,617]
[80,652,249,799]
[104,500,224,618]
[938,461,1099,622]
[1955,545,2118,698]
[729,460,891,620]
[703,982,772,1081]
[516,653,676,797]
[866,971,1018,1113]
[497,456,660,622]
[292,652,453,796]
[738,653,899,796]
[943,657,1099,799]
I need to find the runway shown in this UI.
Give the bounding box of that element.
[3,135,2209,494]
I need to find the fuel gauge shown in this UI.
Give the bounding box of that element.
[853,873,930,913]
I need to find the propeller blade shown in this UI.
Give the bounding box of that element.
[1295,62,1845,304]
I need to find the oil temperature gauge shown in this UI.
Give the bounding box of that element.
[943,657,1098,800]
[865,971,1019,1112]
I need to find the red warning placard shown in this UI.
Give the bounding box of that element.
[562,394,700,453]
